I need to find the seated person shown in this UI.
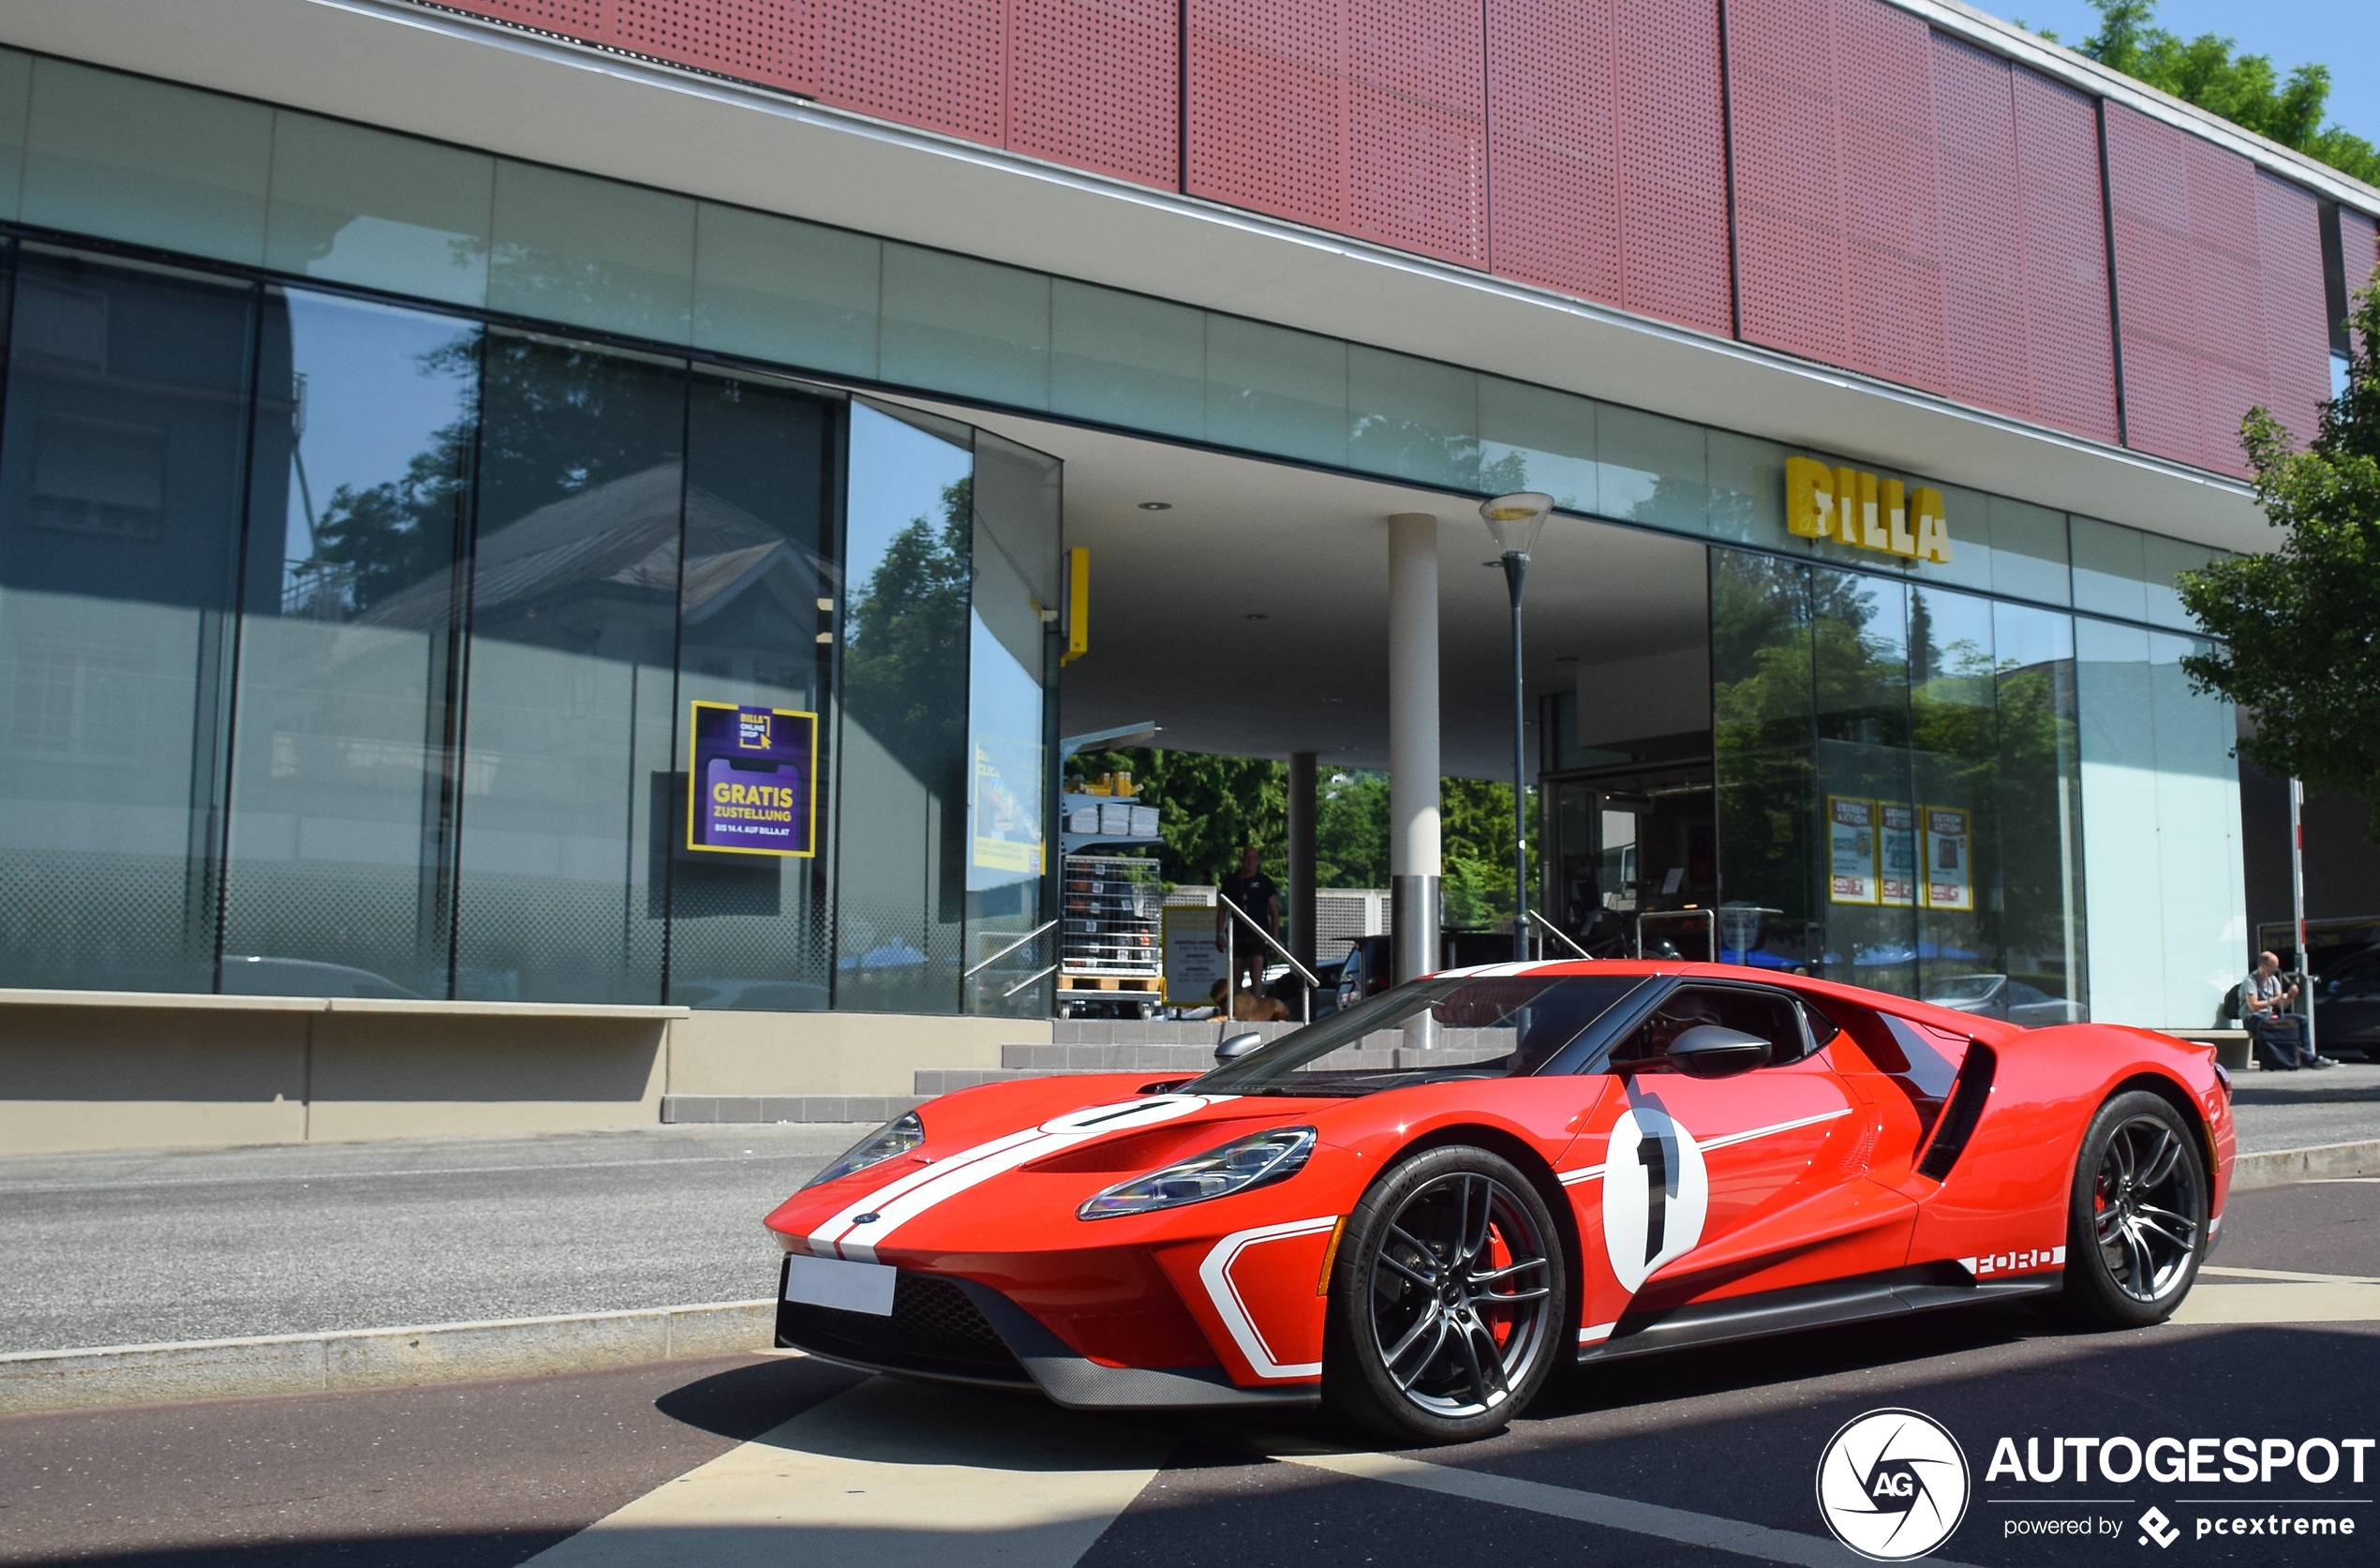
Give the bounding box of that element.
[2244,951,2330,1070]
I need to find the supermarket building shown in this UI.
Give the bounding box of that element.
[0,0,2373,1152]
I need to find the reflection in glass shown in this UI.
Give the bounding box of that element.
[1711,551,1816,972]
[837,402,974,1013]
[1812,569,1913,995]
[0,248,260,991]
[221,291,479,998]
[1990,601,2087,1019]
[666,371,839,1012]
[966,432,1059,1017]
[1908,586,1995,1002]
[450,334,686,1002]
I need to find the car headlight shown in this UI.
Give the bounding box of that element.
[803,1111,924,1189]
[1078,1127,1316,1219]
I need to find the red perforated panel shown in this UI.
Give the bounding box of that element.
[1346,0,1486,266]
[1186,0,1348,230]
[2348,209,2380,293]
[1009,0,1178,188]
[2011,66,2119,444]
[2256,172,2329,449]
[818,0,1005,144]
[2185,136,2266,475]
[608,0,815,95]
[2349,208,2380,361]
[1726,0,1849,366]
[1486,0,1624,307]
[1836,0,1943,395]
[1930,33,2028,421]
[1614,0,1732,335]
[2105,101,2209,469]
[456,0,605,36]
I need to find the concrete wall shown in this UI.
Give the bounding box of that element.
[0,993,1048,1155]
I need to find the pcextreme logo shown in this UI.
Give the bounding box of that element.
[1785,455,1952,564]
[1816,1408,1971,1561]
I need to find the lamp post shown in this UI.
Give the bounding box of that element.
[1480,492,1554,962]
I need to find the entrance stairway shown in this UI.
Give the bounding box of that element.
[910,1018,1303,1096]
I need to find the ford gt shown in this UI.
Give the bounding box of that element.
[764,961,2233,1441]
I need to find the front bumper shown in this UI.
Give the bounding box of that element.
[774,1257,1318,1411]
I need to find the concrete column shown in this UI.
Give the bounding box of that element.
[1388,513,1441,983]
[1287,752,1316,978]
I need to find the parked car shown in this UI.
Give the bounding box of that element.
[2312,947,2380,1060]
[1925,973,2084,1028]
[767,960,2233,1441]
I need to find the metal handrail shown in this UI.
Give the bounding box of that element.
[1634,907,1718,961]
[963,918,1058,978]
[1002,962,1060,1000]
[1217,896,1321,987]
[1526,909,1591,960]
[1218,893,1319,1025]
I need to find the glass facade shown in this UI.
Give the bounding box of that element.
[0,47,2254,1027]
[1710,549,2100,1019]
[0,238,1060,1010]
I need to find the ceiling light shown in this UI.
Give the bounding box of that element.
[1138,500,1172,511]
[1245,612,1269,620]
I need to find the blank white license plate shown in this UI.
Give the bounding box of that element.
[783,1253,898,1316]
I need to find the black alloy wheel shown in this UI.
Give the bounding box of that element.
[2056,1090,2208,1328]
[1323,1144,1566,1442]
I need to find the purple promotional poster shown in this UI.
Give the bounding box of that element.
[687,702,817,857]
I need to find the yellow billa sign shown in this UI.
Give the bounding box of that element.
[1786,456,1950,564]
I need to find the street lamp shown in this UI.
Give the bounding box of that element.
[1480,492,1554,962]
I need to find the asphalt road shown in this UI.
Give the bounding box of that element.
[0,1126,865,1352]
[3,1065,2373,1356]
[4,1178,2375,1568]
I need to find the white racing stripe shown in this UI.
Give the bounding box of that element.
[810,1095,1228,1261]
[1557,1106,1852,1187]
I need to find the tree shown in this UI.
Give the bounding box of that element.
[2179,286,2380,838]
[2024,1,2378,184]
[842,480,971,785]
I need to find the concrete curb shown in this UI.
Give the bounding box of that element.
[0,1299,776,1417]
[2233,1139,2380,1190]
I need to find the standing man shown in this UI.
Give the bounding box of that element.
[1216,845,1283,1001]
[2245,949,2330,1070]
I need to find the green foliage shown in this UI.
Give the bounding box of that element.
[1316,769,1390,888]
[2030,0,2379,185]
[1061,751,1533,924]
[2179,285,2380,839]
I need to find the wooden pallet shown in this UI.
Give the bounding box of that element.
[1058,975,1163,993]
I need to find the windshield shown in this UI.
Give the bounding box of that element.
[1190,972,1647,1097]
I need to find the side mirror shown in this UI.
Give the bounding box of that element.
[1665,1024,1771,1079]
[1215,1031,1263,1065]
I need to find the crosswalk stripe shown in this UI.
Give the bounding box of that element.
[523,1376,1168,1567]
[1267,1446,1969,1568]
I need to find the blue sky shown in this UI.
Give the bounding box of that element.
[1990,1,2379,146]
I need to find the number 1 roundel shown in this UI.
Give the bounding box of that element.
[1600,1105,1710,1293]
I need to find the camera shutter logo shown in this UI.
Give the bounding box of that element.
[1815,1408,1971,1561]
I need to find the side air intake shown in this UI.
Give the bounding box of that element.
[1916,1041,1997,1181]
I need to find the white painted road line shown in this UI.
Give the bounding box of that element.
[524,1375,1169,1567]
[1271,1446,1975,1568]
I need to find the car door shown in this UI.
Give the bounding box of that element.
[1569,980,1910,1343]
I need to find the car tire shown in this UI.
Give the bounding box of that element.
[1321,1144,1568,1444]
[2052,1090,2209,1329]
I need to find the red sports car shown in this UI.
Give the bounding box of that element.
[764,961,2234,1441]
